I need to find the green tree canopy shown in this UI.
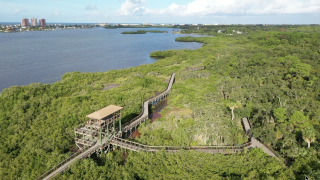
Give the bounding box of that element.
[289,111,308,129]
[302,125,316,148]
[289,63,311,78]
[273,108,286,123]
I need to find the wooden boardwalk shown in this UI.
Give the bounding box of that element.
[110,137,251,154]
[41,134,114,180]
[122,73,175,132]
[242,117,251,135]
[38,73,176,180]
[38,73,287,179]
[242,117,288,166]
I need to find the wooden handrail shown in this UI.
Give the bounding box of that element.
[254,138,288,167]
[122,73,175,132]
[111,137,252,151]
[35,150,83,180]
[122,112,144,130]
[38,73,176,180]
[38,72,257,180]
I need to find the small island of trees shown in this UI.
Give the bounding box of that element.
[121,30,168,34]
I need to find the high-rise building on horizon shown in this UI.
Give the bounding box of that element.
[21,18,29,27]
[39,19,46,27]
[31,17,37,26]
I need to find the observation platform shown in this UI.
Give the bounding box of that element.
[75,105,123,150]
[75,127,97,137]
[85,105,123,129]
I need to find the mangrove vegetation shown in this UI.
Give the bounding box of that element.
[121,30,168,34]
[1,25,320,179]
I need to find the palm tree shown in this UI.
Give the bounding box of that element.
[302,126,316,148]
[227,102,242,120]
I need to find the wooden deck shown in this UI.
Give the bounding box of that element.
[38,73,287,180]
[110,137,251,153]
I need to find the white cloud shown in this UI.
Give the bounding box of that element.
[133,7,147,15]
[13,9,27,15]
[55,11,61,16]
[117,0,147,15]
[245,0,320,14]
[117,0,320,17]
[85,4,98,10]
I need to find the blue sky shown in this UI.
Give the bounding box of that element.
[0,0,319,24]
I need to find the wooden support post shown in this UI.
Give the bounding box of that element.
[113,121,115,137]
[90,126,93,141]
[99,128,102,145]
[106,124,109,141]
[119,117,122,135]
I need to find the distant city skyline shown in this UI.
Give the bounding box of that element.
[31,17,37,26]
[1,0,319,24]
[18,18,45,27]
[39,19,46,27]
[21,18,29,27]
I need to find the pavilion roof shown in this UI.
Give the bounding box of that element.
[86,105,123,120]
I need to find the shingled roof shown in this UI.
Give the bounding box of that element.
[86,105,123,120]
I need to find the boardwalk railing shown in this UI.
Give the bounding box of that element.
[35,151,82,180]
[241,117,251,138]
[38,72,252,179]
[74,123,85,131]
[122,73,175,132]
[254,138,288,167]
[75,128,97,136]
[37,73,176,179]
[147,73,175,103]
[122,113,145,132]
[242,117,288,167]
[37,138,115,180]
[36,140,100,180]
[111,137,252,152]
[74,138,96,146]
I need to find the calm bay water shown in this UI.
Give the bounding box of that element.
[0,27,202,91]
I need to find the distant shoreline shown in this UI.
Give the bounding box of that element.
[0,24,94,33]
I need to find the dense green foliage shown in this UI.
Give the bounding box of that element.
[121,30,168,34]
[177,24,320,36]
[121,30,147,34]
[1,25,320,179]
[0,69,169,179]
[150,50,177,58]
[175,36,207,43]
[55,149,295,180]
